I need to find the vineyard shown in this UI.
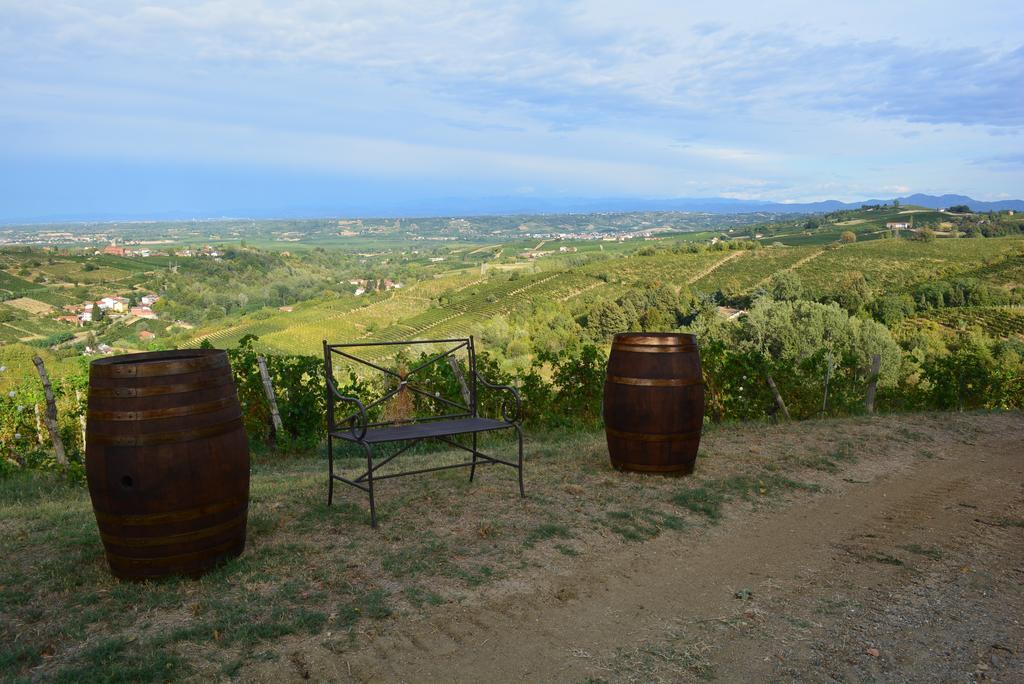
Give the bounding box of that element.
[694,246,819,292]
[191,270,483,353]
[580,250,725,287]
[793,238,1022,295]
[922,306,1024,339]
[0,270,48,299]
[964,252,1024,286]
[0,316,67,345]
[0,253,177,312]
[179,236,1024,359]
[198,269,611,357]
[0,211,1021,401]
[37,262,131,284]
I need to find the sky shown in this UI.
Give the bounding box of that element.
[1,1,1022,220]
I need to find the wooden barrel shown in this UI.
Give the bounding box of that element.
[86,349,249,580]
[603,333,705,474]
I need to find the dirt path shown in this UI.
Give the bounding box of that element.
[686,251,743,285]
[282,417,1024,682]
[753,245,830,288]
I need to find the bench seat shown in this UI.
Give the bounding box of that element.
[331,416,511,443]
[324,336,525,527]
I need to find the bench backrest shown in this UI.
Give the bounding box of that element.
[323,337,477,429]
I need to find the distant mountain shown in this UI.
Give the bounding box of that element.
[2,193,1021,224]
[855,194,1024,212]
[380,193,1024,216]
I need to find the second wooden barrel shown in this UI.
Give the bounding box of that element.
[603,332,705,474]
[86,349,249,580]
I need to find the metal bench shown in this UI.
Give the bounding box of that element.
[322,337,524,527]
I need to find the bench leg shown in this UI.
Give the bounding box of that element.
[327,434,335,506]
[515,424,525,498]
[469,432,478,482]
[362,442,378,528]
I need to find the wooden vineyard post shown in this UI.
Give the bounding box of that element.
[864,354,882,414]
[765,373,791,421]
[32,356,68,467]
[820,356,834,419]
[257,356,283,437]
[76,389,87,447]
[447,356,472,408]
[34,404,45,445]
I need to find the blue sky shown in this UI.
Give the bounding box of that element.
[1,1,1022,220]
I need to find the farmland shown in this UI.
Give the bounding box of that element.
[0,205,1022,382]
[194,269,612,357]
[0,270,47,299]
[792,238,1021,296]
[181,232,1024,362]
[693,246,820,291]
[922,306,1024,338]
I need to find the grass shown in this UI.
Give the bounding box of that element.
[899,543,944,560]
[404,586,445,609]
[865,552,905,566]
[602,508,688,541]
[815,596,858,616]
[0,413,974,681]
[792,443,857,473]
[672,474,821,522]
[596,639,715,681]
[50,636,187,684]
[524,522,573,547]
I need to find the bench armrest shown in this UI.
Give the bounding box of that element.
[327,376,369,441]
[475,372,521,424]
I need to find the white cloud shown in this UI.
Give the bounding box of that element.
[1,0,1022,207]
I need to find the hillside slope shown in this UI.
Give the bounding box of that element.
[185,236,1024,356]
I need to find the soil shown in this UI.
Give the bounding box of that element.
[247,412,1024,682]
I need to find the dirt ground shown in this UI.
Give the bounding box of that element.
[248,412,1024,683]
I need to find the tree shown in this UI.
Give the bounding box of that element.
[640,307,675,332]
[870,294,915,326]
[588,300,629,340]
[738,297,904,417]
[833,272,872,314]
[804,218,820,231]
[769,271,804,301]
[840,231,857,244]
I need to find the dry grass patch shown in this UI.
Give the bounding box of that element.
[3,297,55,315]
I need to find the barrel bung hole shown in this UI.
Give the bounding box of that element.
[121,475,134,489]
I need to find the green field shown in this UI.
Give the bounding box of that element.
[0,271,46,298]
[691,246,819,291]
[2,206,1022,385]
[922,306,1024,339]
[37,262,132,284]
[793,238,1023,296]
[181,236,1024,359]
[192,268,610,356]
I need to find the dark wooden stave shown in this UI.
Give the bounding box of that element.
[603,332,705,474]
[86,349,249,580]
